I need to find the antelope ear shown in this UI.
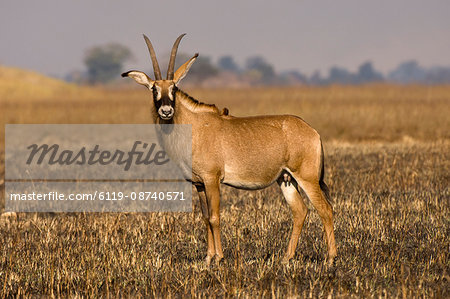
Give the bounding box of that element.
[173,53,198,85]
[121,70,154,88]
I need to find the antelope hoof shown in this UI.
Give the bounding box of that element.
[281,254,293,264]
[215,254,224,265]
[205,254,214,266]
[327,255,337,268]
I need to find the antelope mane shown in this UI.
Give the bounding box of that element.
[176,89,221,114]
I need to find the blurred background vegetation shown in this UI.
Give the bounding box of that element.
[60,42,450,87]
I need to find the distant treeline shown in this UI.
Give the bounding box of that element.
[305,60,450,85]
[186,56,450,86]
[65,43,450,86]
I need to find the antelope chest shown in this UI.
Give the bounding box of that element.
[155,125,192,180]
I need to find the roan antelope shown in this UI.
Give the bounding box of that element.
[122,34,337,265]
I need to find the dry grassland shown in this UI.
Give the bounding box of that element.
[0,69,448,297]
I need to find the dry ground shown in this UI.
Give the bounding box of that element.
[0,78,449,297]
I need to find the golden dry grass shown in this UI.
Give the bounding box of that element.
[0,70,449,297]
[0,65,101,102]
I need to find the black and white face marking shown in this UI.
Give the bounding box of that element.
[152,82,177,120]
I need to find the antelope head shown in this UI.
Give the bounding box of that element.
[122,34,198,120]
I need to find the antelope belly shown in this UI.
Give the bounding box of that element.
[222,163,280,190]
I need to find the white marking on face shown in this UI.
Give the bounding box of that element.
[158,105,174,119]
[155,85,162,101]
[168,85,174,101]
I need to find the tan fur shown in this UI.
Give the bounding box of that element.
[122,35,337,265]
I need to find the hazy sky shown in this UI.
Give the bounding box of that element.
[1,1,449,77]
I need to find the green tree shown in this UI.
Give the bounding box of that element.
[84,43,133,84]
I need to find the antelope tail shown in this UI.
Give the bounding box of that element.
[319,141,333,206]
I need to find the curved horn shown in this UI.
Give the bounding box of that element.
[167,33,186,80]
[143,34,162,80]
